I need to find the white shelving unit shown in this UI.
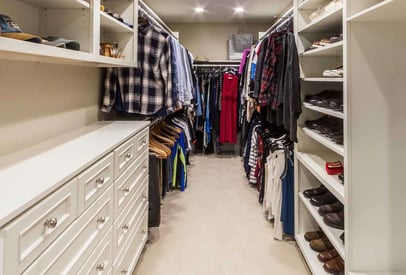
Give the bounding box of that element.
[294,0,345,273]
[0,0,138,67]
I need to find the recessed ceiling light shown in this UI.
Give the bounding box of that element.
[234,7,244,13]
[195,7,204,13]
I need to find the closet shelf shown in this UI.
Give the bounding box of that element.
[296,233,330,275]
[301,41,343,57]
[19,0,89,9]
[302,77,343,82]
[100,12,134,33]
[302,127,344,156]
[297,152,344,203]
[298,0,329,10]
[347,0,405,22]
[299,7,343,33]
[303,103,344,119]
[0,37,136,67]
[299,193,345,258]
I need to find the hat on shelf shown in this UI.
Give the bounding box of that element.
[0,14,42,43]
[42,36,80,51]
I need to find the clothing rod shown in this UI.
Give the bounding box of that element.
[138,0,178,40]
[193,64,240,67]
[259,7,294,40]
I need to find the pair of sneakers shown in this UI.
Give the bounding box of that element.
[323,66,343,77]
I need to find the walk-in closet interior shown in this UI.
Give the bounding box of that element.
[0,0,405,274]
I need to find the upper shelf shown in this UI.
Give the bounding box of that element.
[298,0,329,10]
[301,41,343,57]
[19,0,89,8]
[299,7,343,33]
[302,77,344,82]
[100,12,134,33]
[347,0,406,22]
[0,37,136,67]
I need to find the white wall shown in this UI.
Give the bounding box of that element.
[0,61,101,156]
[169,22,270,60]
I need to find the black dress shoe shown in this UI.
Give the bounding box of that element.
[340,232,344,244]
[324,211,344,230]
[338,174,344,183]
[310,192,338,206]
[303,185,327,198]
[318,201,344,216]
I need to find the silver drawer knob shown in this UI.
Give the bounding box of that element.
[121,267,129,273]
[125,153,132,159]
[97,216,106,224]
[96,263,105,271]
[142,139,147,145]
[123,187,130,193]
[44,218,58,229]
[142,165,147,171]
[142,228,147,234]
[122,224,129,230]
[96,177,105,185]
[143,195,147,201]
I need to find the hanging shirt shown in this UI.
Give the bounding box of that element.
[102,23,172,115]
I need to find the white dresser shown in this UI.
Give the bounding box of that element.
[0,121,150,275]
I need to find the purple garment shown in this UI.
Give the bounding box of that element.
[238,48,251,74]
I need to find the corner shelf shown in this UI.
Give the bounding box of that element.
[19,0,89,8]
[301,41,343,57]
[296,233,330,275]
[299,6,343,32]
[302,77,343,82]
[298,0,330,10]
[297,151,344,203]
[302,127,344,156]
[303,102,344,119]
[100,12,134,33]
[347,0,406,22]
[299,193,345,258]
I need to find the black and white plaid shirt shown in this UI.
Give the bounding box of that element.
[102,23,172,115]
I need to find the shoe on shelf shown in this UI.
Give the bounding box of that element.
[309,237,334,252]
[309,6,325,22]
[310,192,338,207]
[340,232,344,244]
[323,256,345,274]
[338,174,344,183]
[323,66,344,78]
[324,211,344,230]
[304,230,326,242]
[303,185,328,198]
[318,201,344,216]
[325,161,343,175]
[318,248,338,262]
[324,0,343,14]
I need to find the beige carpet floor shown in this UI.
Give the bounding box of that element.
[133,154,309,275]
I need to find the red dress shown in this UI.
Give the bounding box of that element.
[219,73,239,144]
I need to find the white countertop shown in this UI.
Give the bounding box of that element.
[0,121,149,228]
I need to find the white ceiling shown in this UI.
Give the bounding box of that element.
[142,0,292,23]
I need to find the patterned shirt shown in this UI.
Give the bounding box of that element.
[102,23,172,115]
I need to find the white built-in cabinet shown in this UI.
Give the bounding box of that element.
[0,121,150,275]
[294,0,406,274]
[0,0,138,66]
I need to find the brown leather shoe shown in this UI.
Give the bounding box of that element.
[318,201,344,216]
[304,230,326,242]
[323,256,345,274]
[309,237,334,252]
[324,211,344,230]
[318,248,338,262]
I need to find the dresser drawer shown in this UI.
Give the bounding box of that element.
[1,179,78,275]
[113,205,148,275]
[77,228,113,275]
[113,179,148,258]
[23,185,114,275]
[134,127,149,157]
[114,151,148,218]
[114,136,137,179]
[78,153,114,213]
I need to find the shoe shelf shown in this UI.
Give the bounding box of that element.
[298,0,330,10]
[302,127,345,156]
[299,6,343,33]
[299,193,345,257]
[297,152,344,203]
[19,0,89,8]
[302,77,344,82]
[100,12,134,33]
[303,102,344,119]
[296,233,330,275]
[347,0,405,22]
[301,41,343,57]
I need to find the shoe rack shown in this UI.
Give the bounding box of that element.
[0,0,137,67]
[294,0,345,274]
[295,0,406,274]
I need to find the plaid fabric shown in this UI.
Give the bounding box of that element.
[102,23,172,115]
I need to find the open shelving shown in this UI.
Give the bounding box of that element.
[302,77,343,82]
[296,234,330,275]
[301,41,343,57]
[303,102,344,119]
[347,0,406,22]
[299,6,343,33]
[302,128,344,156]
